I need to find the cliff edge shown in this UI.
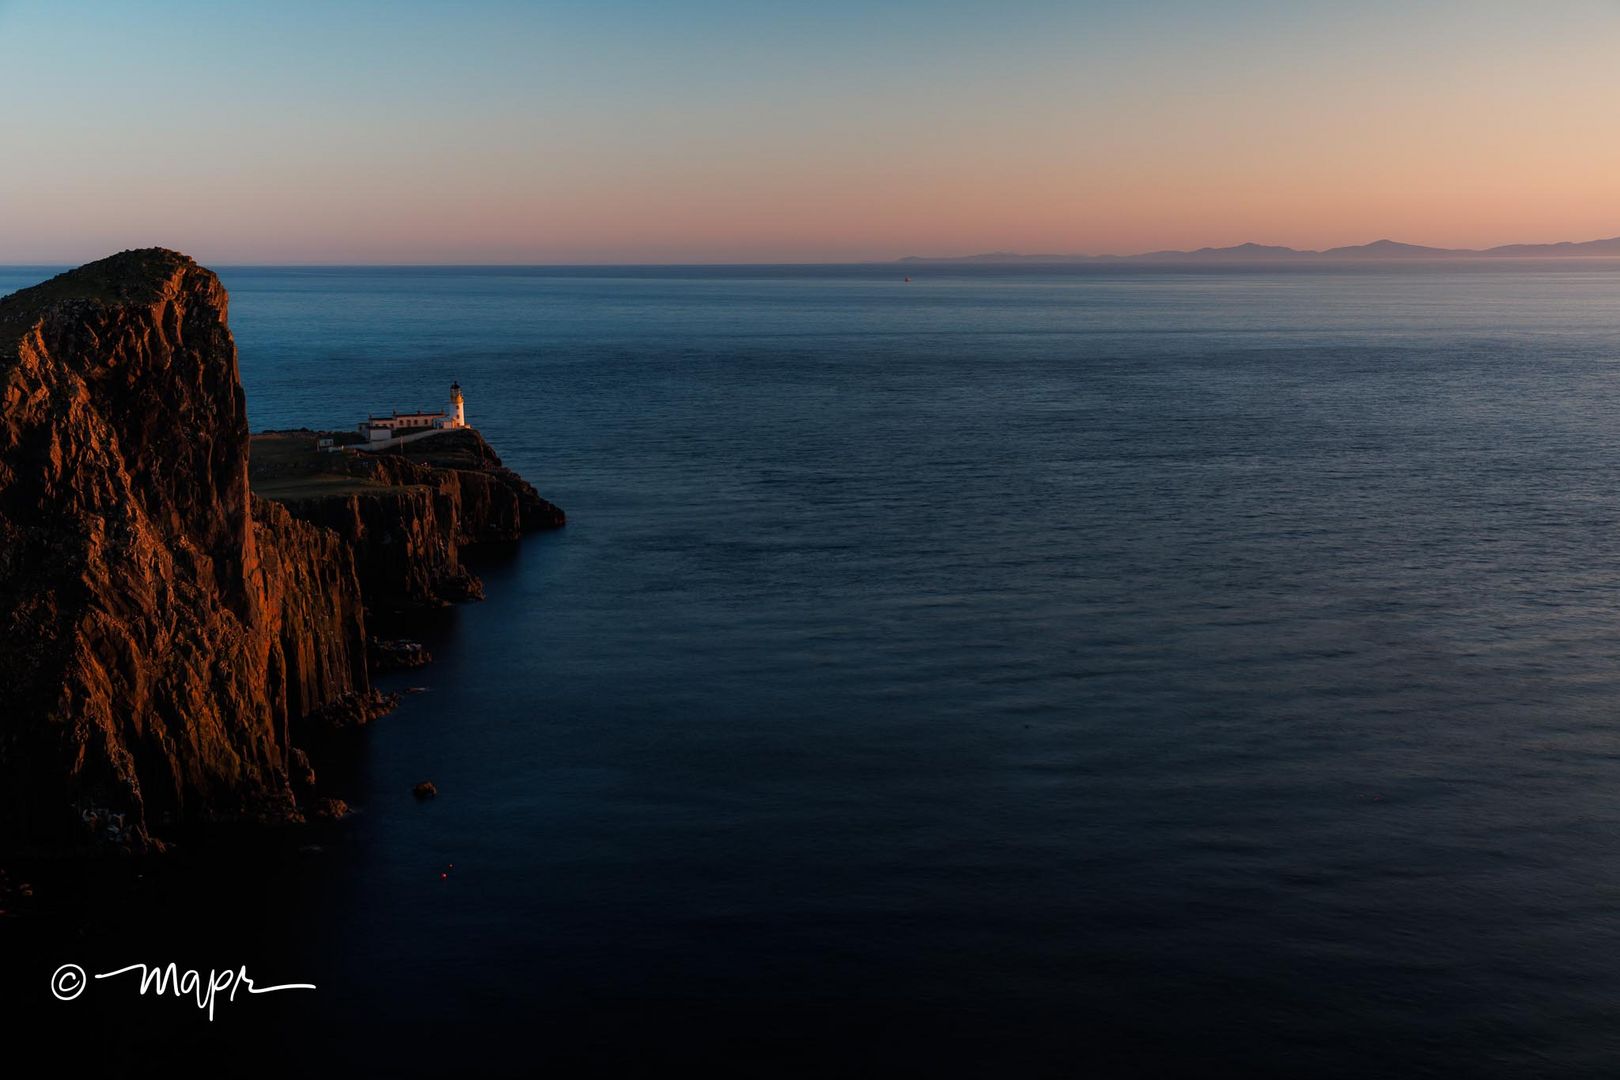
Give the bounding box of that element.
[0,250,371,849]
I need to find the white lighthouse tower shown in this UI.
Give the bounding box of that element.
[449,381,466,428]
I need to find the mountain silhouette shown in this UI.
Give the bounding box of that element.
[899,234,1620,263]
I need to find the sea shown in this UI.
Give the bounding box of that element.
[6,261,1620,1077]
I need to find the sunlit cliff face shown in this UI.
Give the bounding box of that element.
[0,0,1617,263]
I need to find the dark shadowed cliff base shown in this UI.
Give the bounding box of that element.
[0,249,560,853]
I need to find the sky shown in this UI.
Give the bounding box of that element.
[0,0,1617,264]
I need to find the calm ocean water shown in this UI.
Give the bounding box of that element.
[8,262,1620,1076]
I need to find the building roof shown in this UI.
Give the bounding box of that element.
[367,410,447,421]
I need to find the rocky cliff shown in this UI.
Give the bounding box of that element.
[0,250,373,848]
[250,427,564,610]
[0,250,564,851]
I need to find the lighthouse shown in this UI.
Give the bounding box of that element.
[355,382,469,445]
[449,381,466,428]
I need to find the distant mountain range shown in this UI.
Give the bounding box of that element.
[898,235,1620,263]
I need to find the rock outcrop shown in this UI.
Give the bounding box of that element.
[249,427,564,610]
[0,250,561,852]
[0,249,374,849]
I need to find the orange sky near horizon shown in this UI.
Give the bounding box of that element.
[1,0,1617,264]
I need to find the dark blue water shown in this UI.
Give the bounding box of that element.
[9,262,1620,1076]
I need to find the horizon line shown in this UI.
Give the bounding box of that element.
[4,230,1620,271]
